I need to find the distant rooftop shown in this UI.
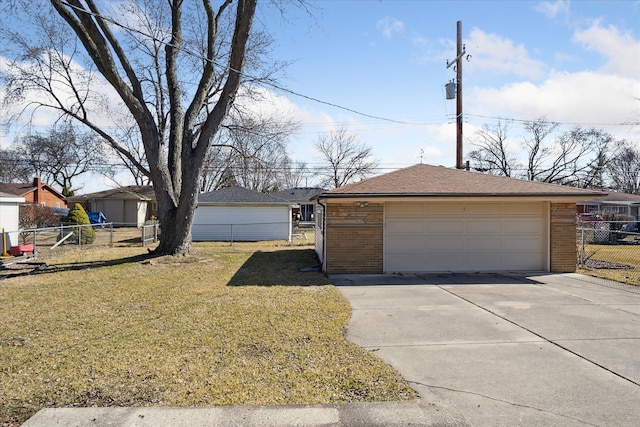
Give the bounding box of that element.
[199,186,290,204]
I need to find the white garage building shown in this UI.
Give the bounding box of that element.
[192,186,292,242]
[0,191,25,248]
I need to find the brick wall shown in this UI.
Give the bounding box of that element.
[324,202,383,274]
[23,179,67,208]
[550,202,577,273]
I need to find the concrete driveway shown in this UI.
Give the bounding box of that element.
[333,273,640,427]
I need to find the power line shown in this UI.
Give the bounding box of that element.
[20,2,640,137]
[461,113,639,128]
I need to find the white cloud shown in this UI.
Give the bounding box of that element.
[466,28,547,80]
[376,16,404,39]
[469,70,638,130]
[573,22,640,79]
[535,0,571,19]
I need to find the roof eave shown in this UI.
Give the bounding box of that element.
[316,191,606,199]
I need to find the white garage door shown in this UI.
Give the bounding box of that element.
[385,202,547,272]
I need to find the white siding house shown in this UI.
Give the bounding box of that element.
[0,192,25,248]
[192,186,292,242]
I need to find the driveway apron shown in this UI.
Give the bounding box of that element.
[334,273,640,427]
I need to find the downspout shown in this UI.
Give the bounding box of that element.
[318,198,327,274]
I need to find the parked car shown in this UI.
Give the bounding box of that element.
[578,213,603,222]
[621,222,640,233]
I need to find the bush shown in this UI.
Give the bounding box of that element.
[63,203,96,244]
[19,204,62,244]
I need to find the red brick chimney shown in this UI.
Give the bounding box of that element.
[33,177,42,205]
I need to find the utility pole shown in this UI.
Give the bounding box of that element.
[446,21,468,169]
[455,21,463,169]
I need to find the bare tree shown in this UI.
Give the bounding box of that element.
[314,126,378,189]
[279,158,309,189]
[0,147,30,183]
[101,129,152,187]
[608,141,640,194]
[15,123,103,195]
[200,111,299,192]
[521,117,559,181]
[468,121,517,176]
[469,117,614,188]
[2,0,261,255]
[527,125,612,185]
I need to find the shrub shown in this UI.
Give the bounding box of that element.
[19,204,62,243]
[63,203,96,244]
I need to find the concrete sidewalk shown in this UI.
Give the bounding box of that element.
[22,398,467,427]
[334,272,640,426]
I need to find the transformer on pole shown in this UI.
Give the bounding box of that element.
[445,21,470,170]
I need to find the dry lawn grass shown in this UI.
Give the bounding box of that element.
[578,243,640,286]
[0,242,414,426]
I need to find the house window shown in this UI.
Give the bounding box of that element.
[301,203,315,222]
[56,202,61,208]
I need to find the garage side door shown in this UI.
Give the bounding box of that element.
[385,202,546,272]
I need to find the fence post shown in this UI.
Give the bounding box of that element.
[230,224,234,246]
[33,229,38,256]
[78,225,82,248]
[109,223,113,246]
[142,225,146,247]
[580,228,585,267]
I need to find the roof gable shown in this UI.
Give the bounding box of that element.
[321,164,606,198]
[0,181,65,200]
[199,186,290,204]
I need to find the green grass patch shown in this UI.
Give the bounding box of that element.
[0,242,415,426]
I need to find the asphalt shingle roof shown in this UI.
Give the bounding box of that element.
[321,164,606,198]
[272,187,325,203]
[592,191,640,203]
[0,191,21,198]
[0,180,65,199]
[0,183,34,196]
[199,186,290,204]
[67,186,155,201]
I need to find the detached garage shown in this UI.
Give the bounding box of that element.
[314,164,605,274]
[192,186,292,242]
[0,192,25,248]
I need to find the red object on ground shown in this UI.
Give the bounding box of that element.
[10,243,34,256]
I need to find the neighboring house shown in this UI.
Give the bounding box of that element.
[193,186,292,241]
[577,191,640,219]
[313,164,605,274]
[0,191,25,248]
[0,178,67,209]
[67,186,156,227]
[272,187,325,222]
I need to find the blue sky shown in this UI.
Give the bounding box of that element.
[1,0,639,191]
[255,0,640,176]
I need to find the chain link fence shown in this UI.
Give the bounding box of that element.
[2,221,312,264]
[191,221,314,246]
[576,221,640,293]
[1,223,160,261]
